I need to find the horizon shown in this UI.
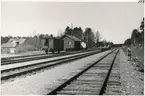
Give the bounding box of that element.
[1,2,144,44]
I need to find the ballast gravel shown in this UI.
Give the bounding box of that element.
[120,49,144,95]
[1,50,111,95]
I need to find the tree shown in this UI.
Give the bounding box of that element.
[124,38,131,45]
[102,39,107,46]
[131,29,138,45]
[95,31,102,47]
[131,28,144,45]
[84,28,95,48]
[39,34,45,39]
[1,35,13,45]
[140,18,144,45]
[64,26,83,40]
[140,18,144,31]
[72,27,83,39]
[64,26,73,35]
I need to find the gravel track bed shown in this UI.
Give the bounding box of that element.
[1,51,99,80]
[1,50,111,95]
[1,51,110,95]
[1,50,99,71]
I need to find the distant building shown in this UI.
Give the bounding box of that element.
[1,38,35,54]
[60,35,82,51]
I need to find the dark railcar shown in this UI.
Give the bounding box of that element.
[44,38,64,54]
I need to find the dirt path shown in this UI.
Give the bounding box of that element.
[120,49,144,95]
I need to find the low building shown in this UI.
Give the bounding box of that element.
[1,38,35,54]
[60,35,82,51]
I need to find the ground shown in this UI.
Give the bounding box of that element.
[1,50,111,95]
[1,49,144,95]
[1,50,45,58]
[120,49,144,95]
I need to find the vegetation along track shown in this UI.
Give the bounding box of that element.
[1,49,98,65]
[1,50,105,82]
[47,49,119,95]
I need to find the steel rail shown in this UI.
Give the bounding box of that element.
[1,50,103,81]
[47,49,117,95]
[1,49,98,65]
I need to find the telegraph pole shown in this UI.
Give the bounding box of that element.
[71,23,73,36]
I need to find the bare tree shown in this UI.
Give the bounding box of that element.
[57,29,64,37]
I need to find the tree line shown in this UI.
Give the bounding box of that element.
[1,25,114,48]
[124,18,144,46]
[1,34,51,44]
[63,26,114,48]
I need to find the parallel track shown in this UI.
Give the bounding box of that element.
[1,49,98,65]
[1,50,104,81]
[47,49,119,95]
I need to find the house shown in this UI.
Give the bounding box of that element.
[1,38,35,54]
[60,35,82,51]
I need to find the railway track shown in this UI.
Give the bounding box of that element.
[1,49,99,65]
[1,50,105,82]
[47,49,119,95]
[103,51,122,95]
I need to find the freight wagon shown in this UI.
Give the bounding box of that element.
[42,37,64,54]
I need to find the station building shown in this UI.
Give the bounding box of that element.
[60,35,82,51]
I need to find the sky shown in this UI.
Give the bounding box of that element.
[1,2,144,44]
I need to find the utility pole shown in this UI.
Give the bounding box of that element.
[71,23,73,36]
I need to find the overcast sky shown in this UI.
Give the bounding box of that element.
[1,2,144,43]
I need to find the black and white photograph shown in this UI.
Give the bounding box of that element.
[1,0,144,95]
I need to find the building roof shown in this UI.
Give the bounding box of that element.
[8,38,26,44]
[2,43,17,48]
[40,35,61,39]
[2,38,26,48]
[61,34,82,42]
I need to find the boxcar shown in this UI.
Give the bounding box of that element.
[44,38,64,54]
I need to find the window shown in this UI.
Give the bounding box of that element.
[68,41,71,45]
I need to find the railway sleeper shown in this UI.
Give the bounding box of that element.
[58,79,103,84]
[109,73,120,76]
[91,67,110,70]
[107,76,120,81]
[57,89,100,95]
[69,79,103,83]
[48,50,118,95]
[79,66,111,70]
[105,88,122,93]
[98,62,113,65]
[106,85,121,89]
[103,52,121,95]
[92,65,111,67]
[85,70,108,73]
[76,76,104,81]
[79,75,105,78]
[99,60,114,64]
[66,82,102,87]
[70,81,103,85]
[61,87,101,92]
[104,91,122,95]
[64,85,101,89]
